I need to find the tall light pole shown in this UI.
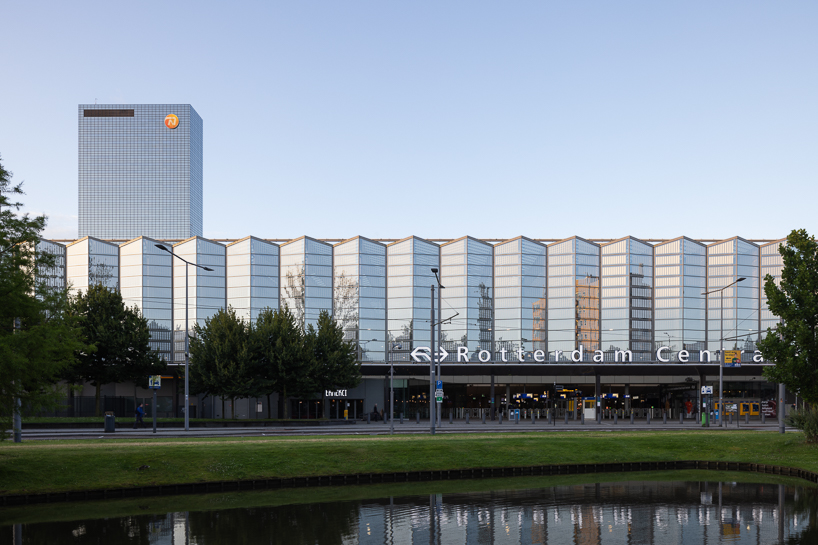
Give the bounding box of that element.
[156,244,214,431]
[703,276,746,427]
[388,340,402,435]
[431,268,444,427]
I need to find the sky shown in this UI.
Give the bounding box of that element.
[2,1,816,242]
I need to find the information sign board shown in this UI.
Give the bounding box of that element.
[701,386,713,395]
[149,375,161,389]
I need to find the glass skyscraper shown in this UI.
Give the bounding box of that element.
[78,104,203,240]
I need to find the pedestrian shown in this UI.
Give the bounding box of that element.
[133,403,145,428]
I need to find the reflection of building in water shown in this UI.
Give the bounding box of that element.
[24,480,810,544]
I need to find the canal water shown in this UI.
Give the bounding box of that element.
[1,471,815,544]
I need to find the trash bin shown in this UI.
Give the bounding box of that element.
[104,411,116,433]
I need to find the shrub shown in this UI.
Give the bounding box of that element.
[786,406,818,443]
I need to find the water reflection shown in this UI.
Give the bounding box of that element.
[4,478,816,544]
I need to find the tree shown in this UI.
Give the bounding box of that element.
[251,306,314,419]
[189,307,255,418]
[310,310,361,396]
[0,155,86,439]
[759,229,818,404]
[66,283,166,416]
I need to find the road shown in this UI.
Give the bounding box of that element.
[17,417,790,441]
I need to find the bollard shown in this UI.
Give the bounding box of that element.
[515,412,519,424]
[663,411,667,424]
[466,412,470,424]
[630,411,634,424]
[416,412,420,424]
[482,411,486,424]
[647,412,651,425]
[679,412,684,424]
[400,413,404,424]
[581,411,585,425]
[384,413,387,424]
[367,413,371,424]
[449,412,453,424]
[729,413,733,425]
[532,411,535,424]
[548,409,553,425]
[745,413,749,425]
[499,413,503,425]
[564,410,568,425]
[762,411,766,424]
[614,412,618,425]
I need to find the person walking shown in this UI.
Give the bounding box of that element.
[133,403,145,428]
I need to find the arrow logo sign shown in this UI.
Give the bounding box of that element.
[410,347,449,363]
[411,347,431,362]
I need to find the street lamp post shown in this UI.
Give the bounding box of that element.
[388,341,402,435]
[431,268,444,427]
[156,244,214,432]
[703,277,746,428]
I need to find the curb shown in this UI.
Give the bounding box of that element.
[2,460,816,507]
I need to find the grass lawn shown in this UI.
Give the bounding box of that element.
[0,430,816,497]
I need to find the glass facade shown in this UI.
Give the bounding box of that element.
[333,237,387,362]
[78,104,203,240]
[707,237,760,362]
[66,236,119,296]
[440,237,493,362]
[386,236,439,363]
[172,237,226,364]
[226,236,279,323]
[493,237,547,362]
[35,239,66,293]
[280,236,333,330]
[601,237,653,362]
[653,237,707,361]
[760,238,786,339]
[547,237,600,362]
[119,237,173,361]
[43,234,786,366]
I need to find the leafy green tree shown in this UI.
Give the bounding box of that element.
[189,307,254,418]
[310,309,361,396]
[759,229,818,404]
[66,283,165,416]
[251,306,314,419]
[0,155,87,439]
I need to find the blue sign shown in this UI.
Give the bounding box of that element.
[436,380,443,389]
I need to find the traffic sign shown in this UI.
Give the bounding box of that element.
[435,397,443,402]
[149,375,161,389]
[701,386,713,395]
[436,380,443,389]
[435,389,444,398]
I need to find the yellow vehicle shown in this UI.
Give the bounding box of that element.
[714,401,760,417]
[738,402,760,416]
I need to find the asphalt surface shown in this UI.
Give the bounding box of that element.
[17,418,791,440]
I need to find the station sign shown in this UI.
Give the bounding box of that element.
[148,375,161,389]
[407,346,766,364]
[701,386,713,395]
[325,389,348,398]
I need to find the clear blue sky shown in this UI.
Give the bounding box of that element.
[3,1,816,242]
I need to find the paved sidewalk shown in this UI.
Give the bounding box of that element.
[16,417,791,441]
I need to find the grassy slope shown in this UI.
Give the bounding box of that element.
[0,431,816,497]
